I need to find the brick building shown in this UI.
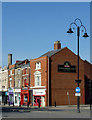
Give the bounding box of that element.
[0,66,8,105]
[30,56,48,107]
[8,55,30,106]
[30,41,92,106]
[7,41,92,107]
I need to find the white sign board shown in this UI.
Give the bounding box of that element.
[75,93,81,96]
[33,89,45,96]
[14,89,21,92]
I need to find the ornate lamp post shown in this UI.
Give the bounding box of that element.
[67,18,89,113]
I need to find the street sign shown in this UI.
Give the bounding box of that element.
[75,93,81,96]
[75,87,80,93]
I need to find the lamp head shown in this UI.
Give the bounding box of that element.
[83,33,89,38]
[67,28,74,33]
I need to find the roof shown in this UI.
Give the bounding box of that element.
[9,59,30,70]
[40,48,65,57]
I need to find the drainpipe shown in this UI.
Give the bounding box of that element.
[48,57,49,107]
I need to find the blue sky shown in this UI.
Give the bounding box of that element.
[2,2,90,67]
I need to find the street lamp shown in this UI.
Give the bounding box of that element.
[67,18,89,113]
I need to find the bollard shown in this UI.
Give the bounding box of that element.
[9,102,10,106]
[55,101,56,107]
[12,102,14,107]
[27,102,29,107]
[19,101,21,107]
[4,102,5,106]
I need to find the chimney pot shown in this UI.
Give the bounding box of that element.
[54,40,61,50]
[8,54,12,66]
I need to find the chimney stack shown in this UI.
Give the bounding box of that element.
[8,54,12,66]
[54,40,61,50]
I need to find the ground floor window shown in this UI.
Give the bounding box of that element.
[9,94,13,103]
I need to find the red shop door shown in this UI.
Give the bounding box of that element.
[34,96,41,106]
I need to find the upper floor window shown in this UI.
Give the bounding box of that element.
[18,79,20,87]
[18,69,20,74]
[35,76,41,86]
[36,62,41,70]
[10,70,12,75]
[34,71,41,87]
[24,69,27,74]
[10,78,12,88]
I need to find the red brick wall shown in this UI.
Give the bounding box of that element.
[84,60,91,79]
[30,56,48,106]
[50,47,85,105]
[22,68,30,87]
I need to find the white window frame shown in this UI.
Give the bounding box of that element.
[35,76,41,86]
[10,78,12,88]
[36,62,41,70]
[10,70,12,75]
[34,71,41,87]
[18,69,20,74]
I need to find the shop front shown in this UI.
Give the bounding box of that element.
[33,89,46,107]
[21,87,29,106]
[8,88,14,105]
[2,91,8,105]
[14,89,21,106]
[0,91,2,105]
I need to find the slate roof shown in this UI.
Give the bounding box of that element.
[40,47,65,57]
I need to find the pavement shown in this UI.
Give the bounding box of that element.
[1,104,91,112]
[1,105,91,118]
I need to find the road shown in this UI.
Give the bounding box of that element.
[1,106,91,118]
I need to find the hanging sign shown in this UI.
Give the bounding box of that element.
[58,61,76,73]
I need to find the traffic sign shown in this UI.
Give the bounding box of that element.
[75,87,80,93]
[75,93,81,96]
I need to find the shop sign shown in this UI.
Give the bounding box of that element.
[8,88,14,93]
[33,89,45,96]
[21,87,28,90]
[58,61,76,73]
[14,89,21,92]
[21,90,28,94]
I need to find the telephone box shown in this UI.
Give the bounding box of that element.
[21,87,33,106]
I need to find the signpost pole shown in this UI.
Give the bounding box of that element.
[67,18,89,113]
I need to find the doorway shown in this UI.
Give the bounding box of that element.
[34,96,41,106]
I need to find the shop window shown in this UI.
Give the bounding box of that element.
[15,95,17,103]
[9,94,13,103]
[36,62,41,70]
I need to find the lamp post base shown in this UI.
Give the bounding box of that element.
[77,109,80,113]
